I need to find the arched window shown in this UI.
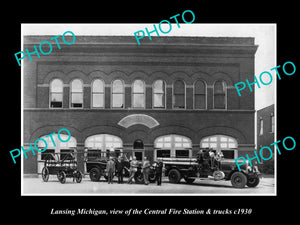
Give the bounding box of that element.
[132,79,145,108]
[154,134,192,159]
[112,79,124,108]
[194,80,206,109]
[50,79,63,108]
[36,133,77,173]
[70,79,83,108]
[91,79,104,108]
[173,80,185,109]
[153,80,166,108]
[85,134,123,158]
[200,135,237,158]
[214,80,227,109]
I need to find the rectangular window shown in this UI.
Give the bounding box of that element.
[60,149,74,160]
[87,150,102,159]
[112,94,124,108]
[271,114,275,133]
[41,149,55,160]
[173,80,185,109]
[156,149,171,158]
[175,150,189,158]
[259,119,264,135]
[174,94,185,108]
[132,94,145,108]
[214,94,225,109]
[153,80,166,108]
[50,93,63,108]
[71,93,83,108]
[194,95,206,109]
[222,150,235,159]
[92,93,104,108]
[153,93,165,108]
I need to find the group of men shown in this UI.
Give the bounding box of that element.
[106,155,163,185]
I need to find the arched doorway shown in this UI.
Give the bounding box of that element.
[133,139,144,161]
[154,134,192,160]
[200,135,238,158]
[36,133,77,174]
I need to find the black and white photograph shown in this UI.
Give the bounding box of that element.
[4,4,298,221]
[21,23,276,196]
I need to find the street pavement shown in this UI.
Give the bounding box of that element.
[22,175,275,195]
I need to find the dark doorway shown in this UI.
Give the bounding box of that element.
[133,139,144,161]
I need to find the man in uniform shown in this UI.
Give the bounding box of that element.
[142,156,150,185]
[106,156,115,184]
[155,158,163,186]
[127,156,138,184]
[115,155,124,184]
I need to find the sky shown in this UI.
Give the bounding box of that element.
[22,23,276,110]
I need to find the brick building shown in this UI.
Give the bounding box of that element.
[23,35,258,175]
[257,104,275,158]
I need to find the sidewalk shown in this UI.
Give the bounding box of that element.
[22,175,275,195]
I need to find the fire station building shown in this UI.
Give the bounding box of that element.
[23,35,258,175]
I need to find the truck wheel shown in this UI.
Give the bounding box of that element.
[168,169,181,183]
[184,178,195,184]
[149,170,156,183]
[58,171,66,184]
[230,172,247,188]
[246,175,260,187]
[89,168,101,181]
[75,170,83,183]
[41,167,49,182]
[134,171,144,184]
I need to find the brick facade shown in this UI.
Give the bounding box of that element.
[23,36,258,175]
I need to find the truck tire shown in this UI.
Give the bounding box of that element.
[134,171,144,184]
[89,168,101,181]
[168,169,181,183]
[246,175,260,187]
[230,171,247,188]
[58,171,66,184]
[149,169,156,183]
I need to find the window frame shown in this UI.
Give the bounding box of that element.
[152,79,166,109]
[49,78,64,108]
[172,80,186,109]
[193,79,207,110]
[200,135,237,150]
[131,79,146,109]
[259,118,264,136]
[213,80,227,110]
[111,79,125,109]
[70,79,84,109]
[91,79,105,109]
[270,113,275,133]
[154,134,192,159]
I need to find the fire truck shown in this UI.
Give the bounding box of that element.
[161,149,261,188]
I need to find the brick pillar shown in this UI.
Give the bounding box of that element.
[76,143,85,175]
[166,85,172,109]
[186,85,193,109]
[83,86,90,109]
[146,85,152,109]
[63,86,69,108]
[105,86,110,108]
[125,85,131,108]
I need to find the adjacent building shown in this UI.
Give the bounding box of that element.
[23,35,258,175]
[256,104,275,173]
